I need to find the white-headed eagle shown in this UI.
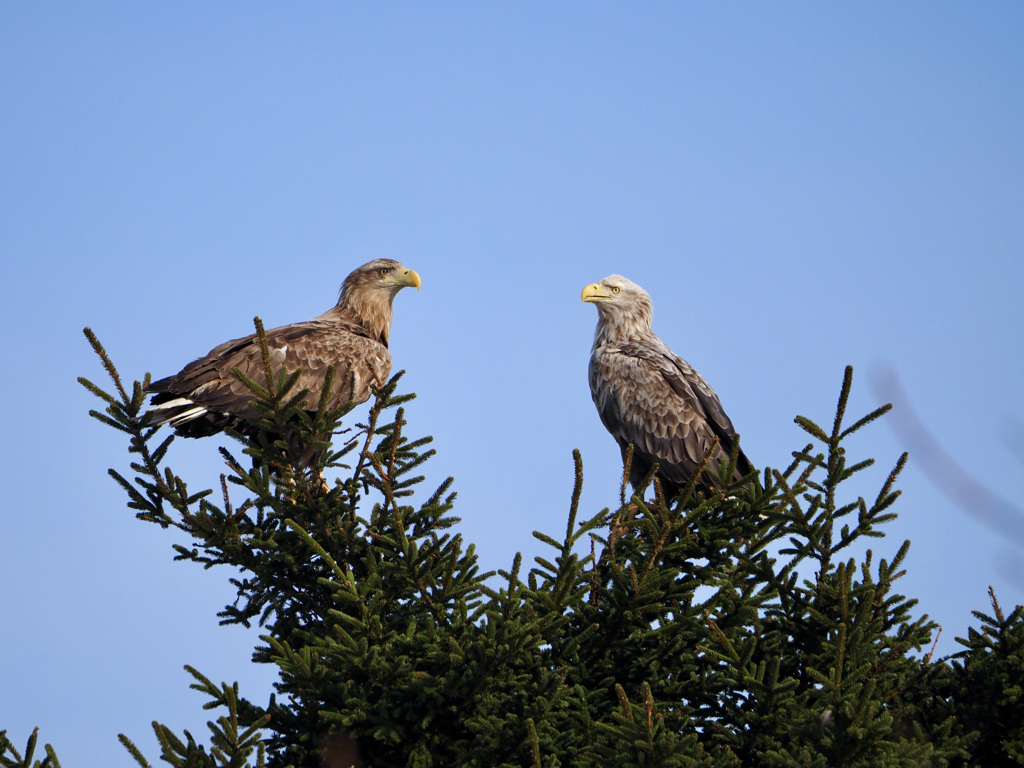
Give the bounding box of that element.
[582,274,753,497]
[147,259,420,437]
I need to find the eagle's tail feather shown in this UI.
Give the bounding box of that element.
[144,398,209,427]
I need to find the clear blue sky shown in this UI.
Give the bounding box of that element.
[1,4,1021,765]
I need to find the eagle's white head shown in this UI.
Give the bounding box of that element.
[581,274,655,346]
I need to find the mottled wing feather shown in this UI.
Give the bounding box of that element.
[589,341,747,491]
[150,319,391,429]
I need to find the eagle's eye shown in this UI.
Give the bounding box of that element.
[378,267,392,277]
[611,286,621,294]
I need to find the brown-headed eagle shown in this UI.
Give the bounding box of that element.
[582,274,753,496]
[147,259,420,437]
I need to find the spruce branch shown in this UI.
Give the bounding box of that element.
[0,729,60,768]
[117,734,153,768]
[82,326,130,404]
[77,344,1011,767]
[620,443,634,507]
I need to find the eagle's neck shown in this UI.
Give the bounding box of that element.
[592,304,654,351]
[334,289,394,347]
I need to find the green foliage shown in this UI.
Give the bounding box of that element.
[952,593,1024,766]
[0,729,61,768]
[918,589,1024,767]
[118,667,270,768]
[8,332,1022,767]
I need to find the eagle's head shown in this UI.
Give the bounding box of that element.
[340,259,421,304]
[581,274,651,317]
[582,274,655,345]
[337,259,421,346]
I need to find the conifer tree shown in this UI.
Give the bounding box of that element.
[4,327,1021,767]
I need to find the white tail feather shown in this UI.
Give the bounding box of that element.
[147,397,194,413]
[146,398,209,427]
[167,406,209,425]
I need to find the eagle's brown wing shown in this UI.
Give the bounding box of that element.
[149,319,390,436]
[589,341,749,494]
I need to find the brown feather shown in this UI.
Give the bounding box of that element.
[583,275,753,496]
[147,259,419,438]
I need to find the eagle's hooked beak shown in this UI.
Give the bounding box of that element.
[400,269,422,291]
[581,283,610,303]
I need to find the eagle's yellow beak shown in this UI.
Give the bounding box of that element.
[401,268,422,291]
[581,283,608,303]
